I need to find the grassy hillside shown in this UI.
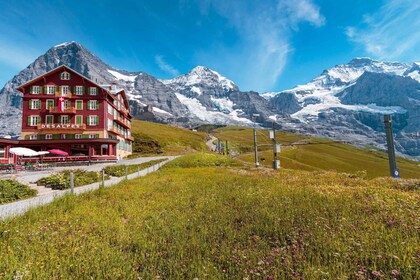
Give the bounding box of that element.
[130,120,209,155]
[0,154,419,278]
[213,126,420,179]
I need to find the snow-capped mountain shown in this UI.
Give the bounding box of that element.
[266,58,420,157]
[0,43,418,158]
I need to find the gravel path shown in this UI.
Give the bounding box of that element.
[206,135,217,151]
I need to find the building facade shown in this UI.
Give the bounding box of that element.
[15,65,133,161]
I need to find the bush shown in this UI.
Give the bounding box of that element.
[36,169,109,190]
[103,159,167,177]
[0,180,37,204]
[163,153,243,168]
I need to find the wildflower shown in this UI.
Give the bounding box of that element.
[391,269,399,276]
[372,270,383,277]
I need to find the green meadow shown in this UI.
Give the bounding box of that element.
[0,154,419,279]
[213,126,420,179]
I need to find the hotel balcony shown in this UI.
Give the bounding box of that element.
[126,135,135,141]
[37,123,86,133]
[107,127,121,135]
[55,92,73,98]
[49,107,77,114]
[114,116,131,129]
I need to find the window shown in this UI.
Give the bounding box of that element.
[29,134,38,140]
[87,115,98,126]
[60,115,70,124]
[61,72,70,80]
[29,99,40,110]
[45,115,54,124]
[46,99,54,110]
[28,116,40,126]
[89,134,97,139]
[89,87,97,95]
[75,100,83,110]
[46,85,56,95]
[75,134,82,139]
[64,100,71,109]
[107,118,113,130]
[60,86,69,96]
[0,146,5,158]
[45,134,53,140]
[74,86,84,95]
[30,86,40,94]
[61,134,67,139]
[75,115,83,125]
[88,100,98,110]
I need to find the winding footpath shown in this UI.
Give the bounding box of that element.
[0,156,176,220]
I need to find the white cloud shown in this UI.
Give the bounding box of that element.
[196,0,325,92]
[346,0,420,61]
[155,55,180,76]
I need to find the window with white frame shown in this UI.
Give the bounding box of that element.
[61,115,69,124]
[89,134,96,139]
[46,85,56,95]
[28,116,40,126]
[61,134,67,139]
[89,87,97,95]
[0,145,5,158]
[29,134,38,140]
[88,115,98,126]
[88,100,98,110]
[75,86,84,95]
[61,72,70,80]
[75,134,82,139]
[30,86,40,94]
[64,100,71,109]
[61,86,69,96]
[45,134,53,140]
[30,99,40,110]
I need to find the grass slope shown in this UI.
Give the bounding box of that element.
[0,155,419,279]
[213,126,420,179]
[130,120,209,156]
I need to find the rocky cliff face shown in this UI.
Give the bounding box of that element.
[0,43,419,158]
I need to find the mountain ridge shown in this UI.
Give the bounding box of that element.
[0,42,419,158]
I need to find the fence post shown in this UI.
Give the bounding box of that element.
[70,172,74,194]
[125,165,128,180]
[138,166,140,176]
[102,169,105,187]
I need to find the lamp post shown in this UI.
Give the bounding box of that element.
[252,114,260,167]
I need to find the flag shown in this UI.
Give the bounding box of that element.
[58,96,65,112]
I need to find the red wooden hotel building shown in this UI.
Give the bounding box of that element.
[0,65,133,164]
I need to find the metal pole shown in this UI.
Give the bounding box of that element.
[254,127,259,167]
[384,115,400,178]
[70,172,74,194]
[272,122,279,170]
[102,169,105,187]
[226,140,229,156]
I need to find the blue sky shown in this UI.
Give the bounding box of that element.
[0,0,419,92]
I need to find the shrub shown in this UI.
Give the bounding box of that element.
[36,169,109,190]
[0,180,37,204]
[103,159,167,177]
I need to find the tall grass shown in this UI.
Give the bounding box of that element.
[0,158,418,278]
[214,126,420,179]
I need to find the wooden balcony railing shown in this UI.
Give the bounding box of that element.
[114,116,131,128]
[55,92,73,98]
[48,107,77,114]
